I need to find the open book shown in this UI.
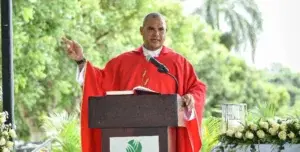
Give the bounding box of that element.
[106,86,160,95]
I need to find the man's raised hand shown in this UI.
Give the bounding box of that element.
[61,37,84,61]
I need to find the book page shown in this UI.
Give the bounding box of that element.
[106,86,159,95]
[133,86,160,95]
[106,90,134,95]
[133,86,157,92]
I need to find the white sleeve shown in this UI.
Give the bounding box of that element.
[76,65,86,86]
[184,108,195,121]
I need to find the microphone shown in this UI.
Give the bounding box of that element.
[146,55,179,94]
[146,56,169,73]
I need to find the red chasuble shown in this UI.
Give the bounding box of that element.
[81,46,206,152]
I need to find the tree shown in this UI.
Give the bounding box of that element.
[5,0,290,142]
[195,49,290,117]
[12,0,83,140]
[9,0,227,141]
[12,0,160,141]
[266,63,300,106]
[197,0,263,63]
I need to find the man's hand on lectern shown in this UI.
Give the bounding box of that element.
[182,94,195,111]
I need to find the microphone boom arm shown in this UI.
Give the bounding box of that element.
[158,68,179,94]
[166,72,179,94]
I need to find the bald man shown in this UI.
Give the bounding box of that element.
[62,12,206,152]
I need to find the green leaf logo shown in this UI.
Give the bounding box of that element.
[126,139,142,152]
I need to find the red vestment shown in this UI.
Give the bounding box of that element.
[81,46,206,152]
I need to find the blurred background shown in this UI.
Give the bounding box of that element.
[0,0,299,151]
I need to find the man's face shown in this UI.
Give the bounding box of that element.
[140,17,166,51]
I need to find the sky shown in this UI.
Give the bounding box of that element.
[182,0,300,72]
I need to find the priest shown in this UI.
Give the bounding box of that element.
[62,12,206,152]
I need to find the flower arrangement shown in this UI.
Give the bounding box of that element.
[0,111,17,152]
[219,117,300,151]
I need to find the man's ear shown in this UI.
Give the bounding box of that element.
[140,26,143,35]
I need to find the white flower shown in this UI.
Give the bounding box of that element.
[0,115,6,124]
[279,123,287,131]
[235,132,243,139]
[259,121,269,130]
[6,141,14,150]
[257,130,265,139]
[267,118,274,122]
[285,119,293,124]
[294,123,300,130]
[0,137,6,146]
[236,126,245,132]
[288,132,295,139]
[249,123,258,131]
[270,122,280,131]
[278,131,287,140]
[2,131,8,136]
[268,128,277,136]
[9,129,17,138]
[245,131,254,139]
[2,147,10,152]
[226,129,235,137]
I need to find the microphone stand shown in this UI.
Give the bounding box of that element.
[158,67,180,147]
[158,67,185,107]
[158,68,179,94]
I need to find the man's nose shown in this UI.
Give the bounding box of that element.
[153,30,159,36]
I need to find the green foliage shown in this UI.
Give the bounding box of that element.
[248,102,277,121]
[3,0,295,143]
[40,110,80,152]
[196,49,290,117]
[277,99,300,118]
[267,63,300,106]
[13,0,82,140]
[10,0,225,140]
[201,117,222,152]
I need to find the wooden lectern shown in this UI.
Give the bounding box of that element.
[88,94,186,152]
